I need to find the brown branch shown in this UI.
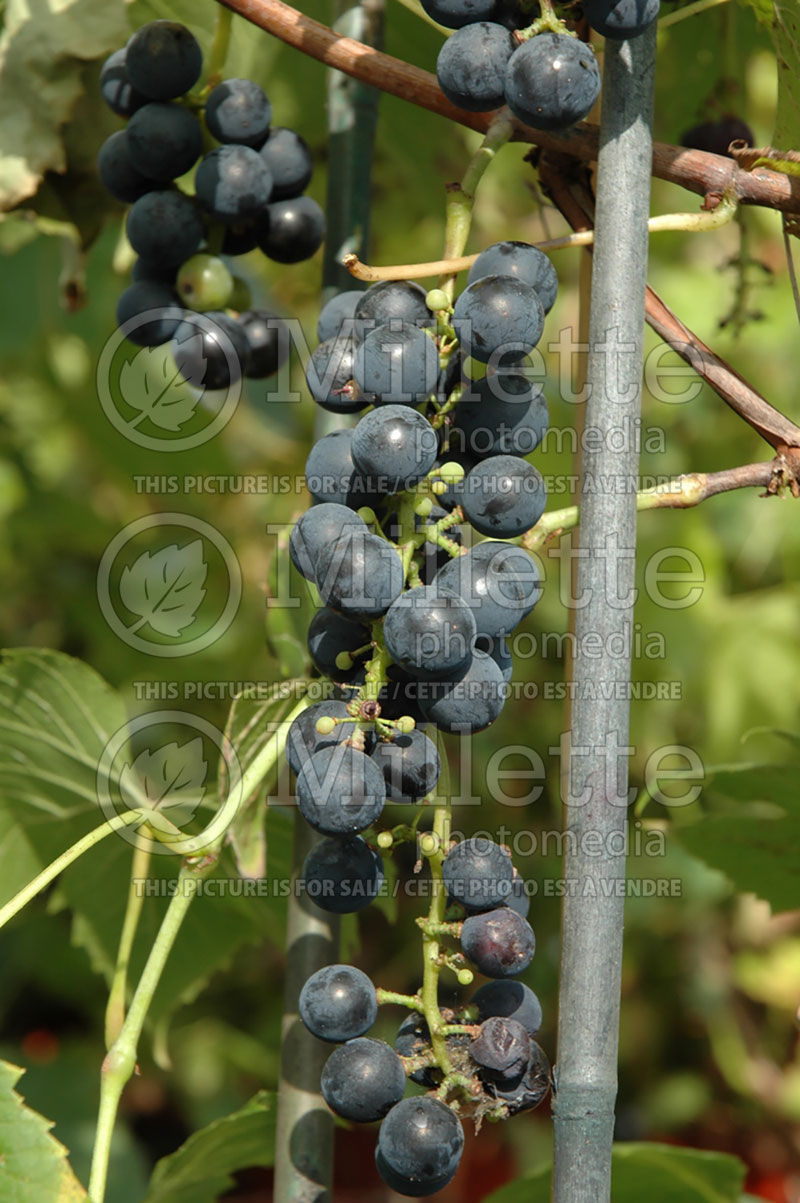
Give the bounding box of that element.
[643,289,800,451]
[521,457,798,552]
[216,0,800,216]
[536,153,800,453]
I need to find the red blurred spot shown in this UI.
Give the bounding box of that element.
[745,1172,792,1203]
[21,1029,59,1064]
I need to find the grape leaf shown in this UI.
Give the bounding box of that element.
[0,0,128,210]
[119,739,207,826]
[674,762,800,913]
[0,649,289,1029]
[118,346,204,433]
[118,541,208,637]
[143,1091,275,1203]
[220,688,307,879]
[483,1143,746,1203]
[0,1060,88,1202]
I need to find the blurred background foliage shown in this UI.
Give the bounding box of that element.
[0,0,798,1199]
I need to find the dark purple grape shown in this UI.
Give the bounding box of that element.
[285,699,362,776]
[681,116,754,157]
[97,131,159,204]
[371,729,441,802]
[100,48,147,117]
[126,190,204,267]
[435,540,541,638]
[453,274,544,365]
[317,290,365,342]
[468,240,558,313]
[504,33,601,131]
[259,127,314,198]
[376,1098,464,1196]
[315,529,404,621]
[383,586,476,681]
[436,23,515,112]
[289,503,367,581]
[125,20,202,101]
[421,0,498,27]
[172,311,249,391]
[321,1038,407,1122]
[205,78,273,148]
[351,405,438,491]
[301,836,384,914]
[419,650,507,733]
[116,281,183,348]
[239,309,290,379]
[305,336,365,414]
[354,280,430,331]
[470,1016,531,1083]
[257,196,325,263]
[299,964,377,1042]
[304,429,377,510]
[442,836,514,912]
[461,908,535,977]
[296,744,386,837]
[583,0,660,39]
[472,979,543,1035]
[492,1041,551,1113]
[307,608,372,681]
[195,145,274,225]
[462,454,547,538]
[126,102,203,182]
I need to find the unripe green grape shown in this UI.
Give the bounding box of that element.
[426,288,451,312]
[419,831,439,857]
[357,506,377,525]
[177,254,234,311]
[377,830,394,849]
[315,715,337,735]
[437,461,466,485]
[335,651,354,671]
[229,275,252,312]
[463,356,487,381]
[395,715,416,734]
[414,496,434,519]
[457,968,474,986]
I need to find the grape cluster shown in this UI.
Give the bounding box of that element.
[298,839,549,1195]
[287,247,558,1193]
[432,0,661,129]
[99,20,324,388]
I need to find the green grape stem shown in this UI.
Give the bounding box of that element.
[376,988,424,1010]
[439,114,513,303]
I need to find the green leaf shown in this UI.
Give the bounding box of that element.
[0,0,128,209]
[0,648,288,1031]
[773,0,800,149]
[220,687,308,879]
[483,1143,746,1203]
[0,646,129,903]
[0,1060,88,1201]
[143,1091,275,1203]
[674,762,800,913]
